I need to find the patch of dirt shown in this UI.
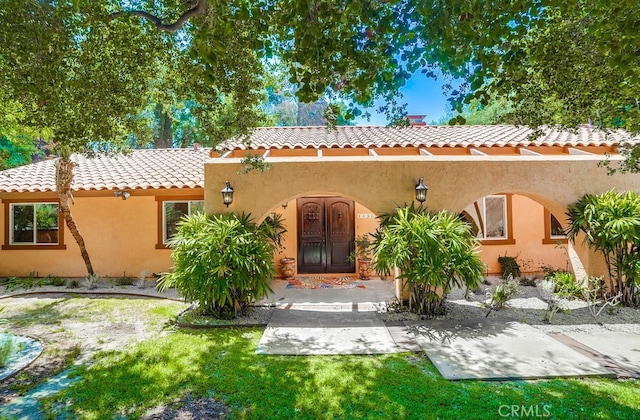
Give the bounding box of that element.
[142,393,230,420]
[0,294,188,406]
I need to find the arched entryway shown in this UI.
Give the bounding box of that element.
[261,194,380,278]
[297,196,355,273]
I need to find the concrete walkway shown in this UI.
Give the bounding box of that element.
[257,306,405,355]
[257,280,640,380]
[257,279,404,355]
[260,311,640,380]
[406,319,617,380]
[259,278,395,305]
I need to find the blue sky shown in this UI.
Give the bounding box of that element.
[355,73,453,126]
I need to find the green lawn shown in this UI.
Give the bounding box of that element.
[42,327,640,419]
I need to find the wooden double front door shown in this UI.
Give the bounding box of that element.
[297,197,355,273]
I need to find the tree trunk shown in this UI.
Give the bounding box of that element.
[55,155,95,276]
[153,103,173,148]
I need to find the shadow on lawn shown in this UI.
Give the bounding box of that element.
[4,298,72,328]
[40,327,640,419]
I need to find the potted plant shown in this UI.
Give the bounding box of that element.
[260,213,295,279]
[350,234,374,280]
[279,257,296,279]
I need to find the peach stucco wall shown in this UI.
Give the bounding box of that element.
[269,194,567,278]
[0,189,203,278]
[4,152,640,281]
[205,154,640,279]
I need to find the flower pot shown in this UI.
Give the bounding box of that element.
[358,258,372,280]
[279,258,296,279]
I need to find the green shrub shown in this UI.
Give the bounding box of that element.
[546,270,582,299]
[3,272,45,291]
[373,205,484,316]
[485,280,519,317]
[158,212,277,319]
[498,255,521,280]
[45,275,66,287]
[85,273,100,289]
[567,190,640,306]
[116,276,135,286]
[0,333,18,368]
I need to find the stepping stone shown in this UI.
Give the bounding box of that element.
[257,308,405,355]
[562,331,640,375]
[407,319,614,380]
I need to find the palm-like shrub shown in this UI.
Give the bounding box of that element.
[566,190,640,306]
[0,333,17,368]
[373,205,484,316]
[158,212,277,319]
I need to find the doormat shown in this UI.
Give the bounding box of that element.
[285,276,365,289]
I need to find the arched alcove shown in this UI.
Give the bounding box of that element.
[460,192,573,276]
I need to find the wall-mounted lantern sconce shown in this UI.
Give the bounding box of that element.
[415,178,428,203]
[114,190,131,200]
[282,201,288,210]
[221,181,234,207]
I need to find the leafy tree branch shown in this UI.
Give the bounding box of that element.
[109,0,207,33]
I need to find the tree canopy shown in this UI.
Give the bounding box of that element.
[0,0,422,153]
[2,1,638,153]
[415,1,639,133]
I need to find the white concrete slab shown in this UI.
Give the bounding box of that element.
[563,331,640,374]
[407,319,614,380]
[256,308,404,355]
[258,278,395,306]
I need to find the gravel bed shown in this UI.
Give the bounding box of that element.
[0,279,182,300]
[378,283,640,335]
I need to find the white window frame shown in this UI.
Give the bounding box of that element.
[162,200,204,243]
[9,202,60,245]
[479,195,508,240]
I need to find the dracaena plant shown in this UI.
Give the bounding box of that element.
[373,204,484,316]
[158,212,276,319]
[566,190,640,306]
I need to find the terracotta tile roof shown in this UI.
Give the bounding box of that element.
[0,148,210,193]
[1,125,636,194]
[220,124,636,150]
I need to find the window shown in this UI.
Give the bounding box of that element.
[482,196,507,239]
[543,209,568,244]
[157,199,204,247]
[463,194,515,245]
[4,202,64,249]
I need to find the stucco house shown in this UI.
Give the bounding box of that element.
[1,125,639,285]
